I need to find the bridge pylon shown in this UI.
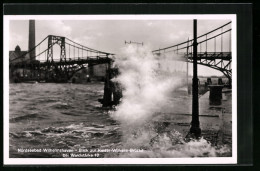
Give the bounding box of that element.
[47,35,66,62]
[45,35,68,82]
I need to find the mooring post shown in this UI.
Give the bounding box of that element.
[190,19,201,137]
[102,60,112,107]
[209,85,224,105]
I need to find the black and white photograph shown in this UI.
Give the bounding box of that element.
[4,15,237,164]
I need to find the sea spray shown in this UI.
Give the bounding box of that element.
[110,45,186,147]
[121,136,230,158]
[109,45,231,158]
[111,45,185,127]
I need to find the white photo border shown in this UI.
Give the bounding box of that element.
[3,14,237,165]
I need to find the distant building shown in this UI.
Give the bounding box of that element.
[9,45,30,64]
[10,20,35,64]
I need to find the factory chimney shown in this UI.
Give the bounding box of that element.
[28,20,36,61]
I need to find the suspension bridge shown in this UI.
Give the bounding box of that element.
[9,35,115,82]
[9,21,232,85]
[152,21,232,87]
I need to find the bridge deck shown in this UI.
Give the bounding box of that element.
[187,52,231,60]
[10,56,113,68]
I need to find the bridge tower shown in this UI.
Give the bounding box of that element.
[45,35,68,82]
[47,35,66,62]
[28,20,36,61]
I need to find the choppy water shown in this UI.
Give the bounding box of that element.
[9,83,231,158]
[9,83,122,158]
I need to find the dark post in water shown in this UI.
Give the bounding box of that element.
[190,19,201,137]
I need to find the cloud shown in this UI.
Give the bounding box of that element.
[37,20,72,38]
[9,32,26,50]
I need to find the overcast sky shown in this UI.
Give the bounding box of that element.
[9,19,231,76]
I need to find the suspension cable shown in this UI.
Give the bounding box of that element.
[152,21,231,53]
[10,36,49,62]
[66,37,114,55]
